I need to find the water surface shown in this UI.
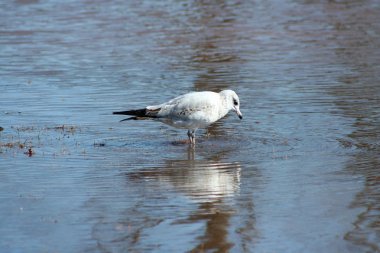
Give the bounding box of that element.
[1,0,379,252]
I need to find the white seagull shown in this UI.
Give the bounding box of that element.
[113,90,243,144]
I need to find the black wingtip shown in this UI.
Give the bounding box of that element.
[113,111,129,115]
[120,117,137,122]
[113,109,147,116]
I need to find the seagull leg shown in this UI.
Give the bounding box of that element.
[187,129,195,145]
[187,130,192,144]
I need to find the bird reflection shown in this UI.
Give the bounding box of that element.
[127,150,241,201]
[126,148,241,252]
[161,155,241,201]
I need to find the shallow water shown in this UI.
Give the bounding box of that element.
[1,0,380,252]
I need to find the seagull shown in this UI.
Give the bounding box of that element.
[113,90,243,144]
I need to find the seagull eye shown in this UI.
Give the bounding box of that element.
[233,99,238,106]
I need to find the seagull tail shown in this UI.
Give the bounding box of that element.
[113,109,147,117]
[113,108,159,121]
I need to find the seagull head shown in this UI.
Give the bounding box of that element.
[220,90,243,120]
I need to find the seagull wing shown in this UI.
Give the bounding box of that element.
[155,91,220,120]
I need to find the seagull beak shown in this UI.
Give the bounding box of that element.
[236,107,243,120]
